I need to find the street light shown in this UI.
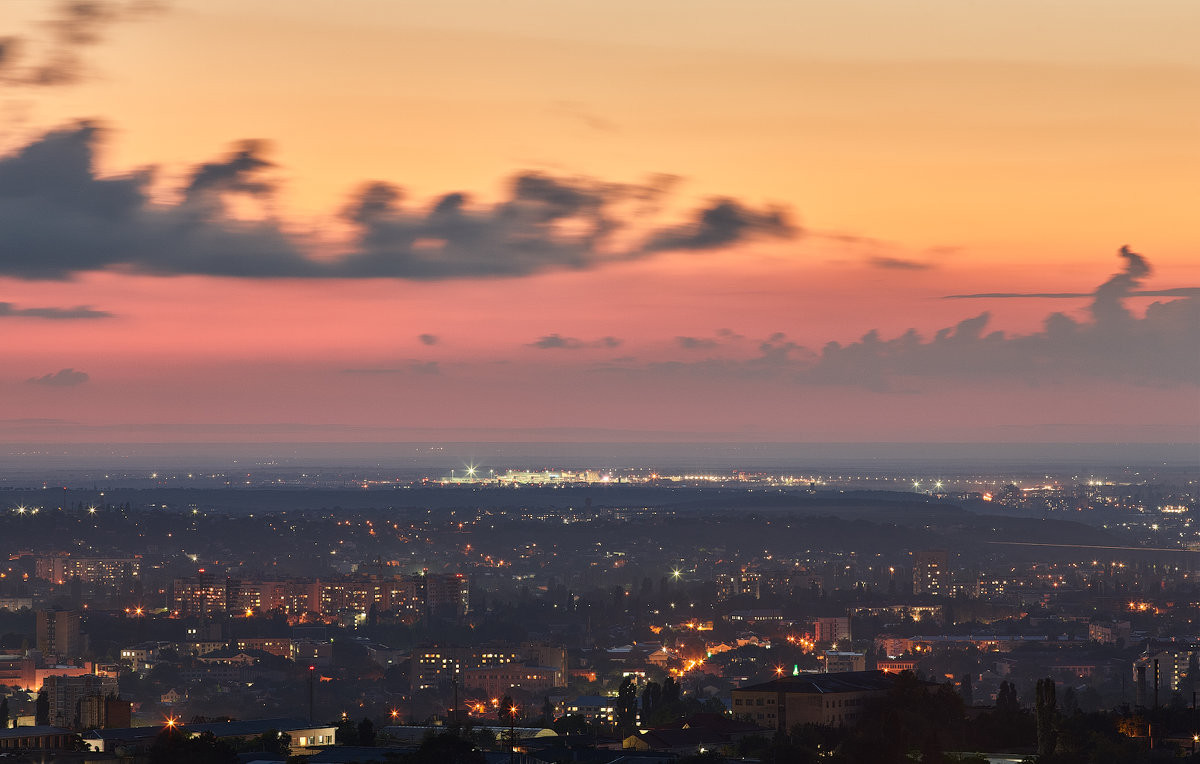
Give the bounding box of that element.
[508,704,518,764]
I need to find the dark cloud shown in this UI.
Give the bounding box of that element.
[1,1,164,88]
[0,302,111,319]
[646,199,795,252]
[28,368,89,386]
[183,140,274,201]
[676,336,718,350]
[0,125,795,281]
[868,256,932,271]
[674,329,746,350]
[418,333,439,346]
[529,334,622,350]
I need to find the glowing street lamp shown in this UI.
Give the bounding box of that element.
[508,704,519,764]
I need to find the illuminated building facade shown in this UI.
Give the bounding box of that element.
[176,572,466,622]
[172,573,228,617]
[912,550,949,596]
[35,555,140,586]
[461,664,562,697]
[409,645,526,693]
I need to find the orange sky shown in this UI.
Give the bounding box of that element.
[0,0,1196,443]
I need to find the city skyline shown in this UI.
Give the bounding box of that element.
[1,0,1197,444]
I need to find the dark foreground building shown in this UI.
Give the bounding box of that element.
[731,670,899,730]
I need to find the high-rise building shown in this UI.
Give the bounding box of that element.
[814,617,852,644]
[912,550,949,596]
[172,572,228,617]
[423,573,470,618]
[36,610,82,658]
[42,674,118,729]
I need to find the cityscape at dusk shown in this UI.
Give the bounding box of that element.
[0,1,1197,763]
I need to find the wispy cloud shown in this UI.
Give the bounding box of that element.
[0,302,112,319]
[0,1,165,88]
[28,367,89,386]
[529,334,622,350]
[868,256,932,271]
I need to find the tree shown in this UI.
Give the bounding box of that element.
[0,696,8,729]
[242,729,289,755]
[662,675,681,706]
[149,729,238,764]
[1035,677,1057,758]
[641,680,662,722]
[1061,686,1079,717]
[701,696,727,714]
[996,681,1020,717]
[357,717,376,747]
[410,732,485,764]
[540,696,554,727]
[35,689,49,726]
[336,717,358,745]
[498,695,515,724]
[960,674,974,706]
[552,714,589,736]
[617,676,638,736]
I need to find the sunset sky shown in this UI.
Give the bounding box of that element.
[1,0,1197,444]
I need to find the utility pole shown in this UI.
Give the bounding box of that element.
[308,665,315,724]
[509,704,517,764]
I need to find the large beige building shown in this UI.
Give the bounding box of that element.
[37,610,82,658]
[42,674,119,729]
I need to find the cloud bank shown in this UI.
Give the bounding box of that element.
[639,249,1197,389]
[0,123,796,281]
